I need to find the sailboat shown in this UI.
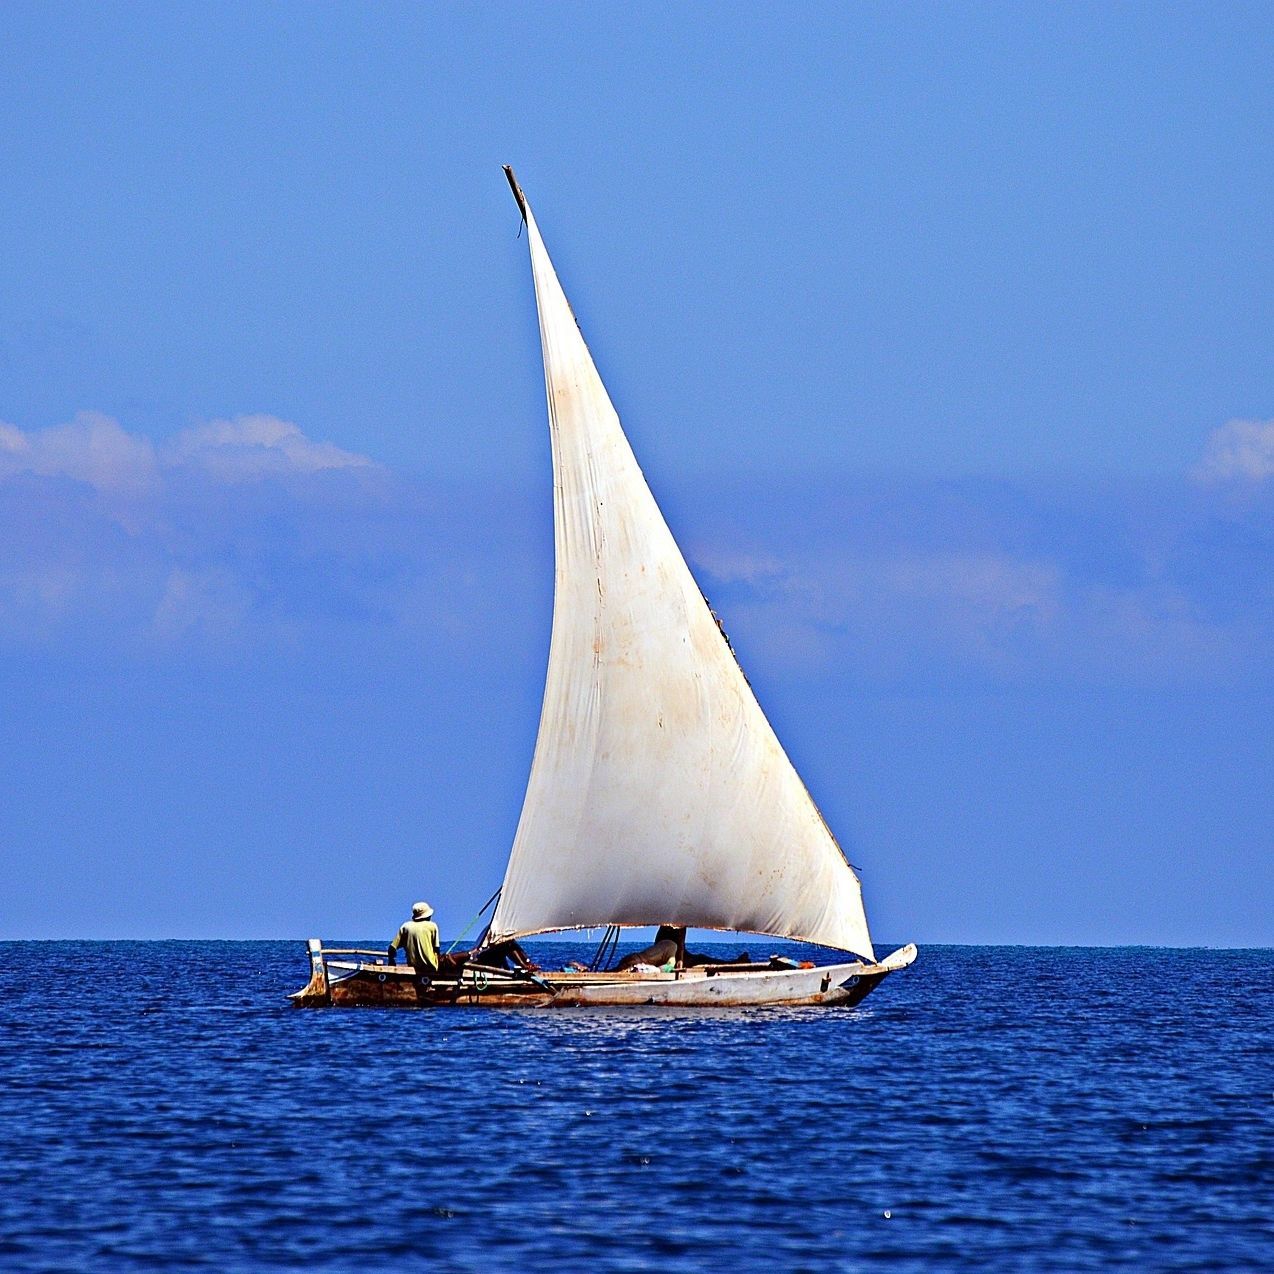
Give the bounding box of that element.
[291,168,916,1008]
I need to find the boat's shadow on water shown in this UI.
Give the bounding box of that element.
[431,1002,879,1027]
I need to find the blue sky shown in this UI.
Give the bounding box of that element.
[2,3,1270,944]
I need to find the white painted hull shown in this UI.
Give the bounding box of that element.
[552,945,917,1007]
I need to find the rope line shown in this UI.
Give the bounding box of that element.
[445,886,503,954]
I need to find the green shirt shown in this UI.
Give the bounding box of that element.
[389,918,441,974]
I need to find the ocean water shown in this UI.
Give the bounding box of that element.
[0,942,1269,1272]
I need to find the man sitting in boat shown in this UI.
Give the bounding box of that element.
[476,938,540,973]
[613,925,684,972]
[387,901,443,977]
[612,925,753,972]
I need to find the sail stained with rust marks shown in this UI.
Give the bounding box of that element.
[487,170,874,959]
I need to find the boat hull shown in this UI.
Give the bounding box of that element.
[290,941,917,1009]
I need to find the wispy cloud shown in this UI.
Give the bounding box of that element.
[2,411,1270,690]
[1192,418,1274,483]
[0,411,159,498]
[0,411,378,496]
[163,414,376,482]
[0,412,399,648]
[692,468,1273,691]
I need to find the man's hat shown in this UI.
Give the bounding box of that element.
[411,901,434,920]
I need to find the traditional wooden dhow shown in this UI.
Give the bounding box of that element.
[293,168,917,1009]
[291,940,918,1009]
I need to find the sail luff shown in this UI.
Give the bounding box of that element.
[488,174,874,959]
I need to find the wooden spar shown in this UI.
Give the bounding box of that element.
[462,961,561,995]
[503,165,529,222]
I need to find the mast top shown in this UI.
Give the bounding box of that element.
[503,165,529,221]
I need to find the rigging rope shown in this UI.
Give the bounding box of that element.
[446,886,503,955]
[590,924,620,971]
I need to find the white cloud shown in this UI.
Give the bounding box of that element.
[0,411,387,645]
[0,411,159,497]
[695,506,1274,690]
[0,411,377,494]
[878,552,1061,622]
[0,422,29,456]
[1192,418,1274,483]
[692,546,786,586]
[1,423,1269,688]
[164,414,376,482]
[752,548,1062,634]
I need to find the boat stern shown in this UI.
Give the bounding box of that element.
[289,938,332,1006]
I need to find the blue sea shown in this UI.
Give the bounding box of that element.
[0,942,1269,1272]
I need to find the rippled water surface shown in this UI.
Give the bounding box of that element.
[1,942,1269,1271]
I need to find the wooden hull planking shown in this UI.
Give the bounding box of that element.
[289,940,917,1009]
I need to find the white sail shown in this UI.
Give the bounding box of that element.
[488,173,874,959]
